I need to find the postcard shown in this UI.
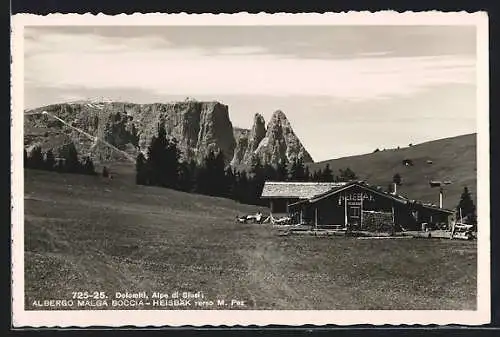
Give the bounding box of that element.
[11,11,490,327]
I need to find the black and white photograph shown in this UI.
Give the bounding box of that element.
[11,12,490,327]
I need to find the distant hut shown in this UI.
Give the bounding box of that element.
[402,159,414,166]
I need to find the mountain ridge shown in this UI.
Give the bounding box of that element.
[24,100,477,210]
[307,133,477,210]
[24,100,313,169]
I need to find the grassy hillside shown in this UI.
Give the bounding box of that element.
[24,170,476,310]
[308,134,477,210]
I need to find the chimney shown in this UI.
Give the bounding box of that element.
[393,183,397,195]
[439,188,443,208]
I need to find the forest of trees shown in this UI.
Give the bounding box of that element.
[136,124,359,206]
[24,144,96,175]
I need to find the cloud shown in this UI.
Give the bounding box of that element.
[215,46,268,55]
[24,32,171,55]
[24,30,476,101]
[356,51,393,57]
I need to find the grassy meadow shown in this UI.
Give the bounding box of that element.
[24,169,476,310]
[309,133,477,210]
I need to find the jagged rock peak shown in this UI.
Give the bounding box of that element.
[266,110,294,134]
[230,109,314,168]
[269,109,289,122]
[254,112,266,124]
[229,114,265,167]
[250,113,266,149]
[262,110,313,164]
[267,110,292,132]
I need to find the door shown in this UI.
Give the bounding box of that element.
[348,205,361,226]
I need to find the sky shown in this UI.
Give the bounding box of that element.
[24,25,477,161]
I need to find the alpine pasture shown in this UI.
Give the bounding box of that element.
[24,169,476,310]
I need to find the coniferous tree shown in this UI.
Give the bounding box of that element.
[135,153,147,185]
[82,156,96,175]
[28,146,44,170]
[187,159,198,192]
[144,123,171,186]
[393,173,402,185]
[146,135,158,185]
[298,159,307,181]
[289,158,306,181]
[338,167,357,182]
[276,161,288,182]
[250,155,264,178]
[44,149,55,171]
[235,170,250,204]
[387,184,394,194]
[304,166,311,182]
[65,144,80,173]
[23,149,28,167]
[288,159,297,181]
[321,164,334,182]
[212,150,227,196]
[249,156,266,204]
[163,137,181,189]
[148,123,168,186]
[457,186,477,225]
[177,161,194,192]
[311,170,320,182]
[193,160,205,194]
[196,150,216,195]
[232,171,240,202]
[263,164,278,181]
[248,156,266,205]
[224,167,236,199]
[204,149,218,196]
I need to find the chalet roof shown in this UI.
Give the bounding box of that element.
[261,181,347,199]
[288,181,454,214]
[308,181,407,204]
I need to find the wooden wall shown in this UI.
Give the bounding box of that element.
[287,185,450,230]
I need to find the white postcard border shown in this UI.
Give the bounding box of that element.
[11,11,491,327]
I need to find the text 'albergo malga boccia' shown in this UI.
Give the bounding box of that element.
[30,290,248,309]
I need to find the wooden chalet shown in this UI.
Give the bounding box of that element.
[261,181,454,231]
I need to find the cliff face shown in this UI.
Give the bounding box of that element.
[24,100,313,168]
[230,113,267,167]
[24,100,236,164]
[230,110,313,167]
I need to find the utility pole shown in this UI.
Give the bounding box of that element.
[429,180,446,208]
[344,194,348,227]
[360,195,364,230]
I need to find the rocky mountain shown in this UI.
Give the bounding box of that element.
[231,110,313,167]
[231,113,266,167]
[24,100,313,169]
